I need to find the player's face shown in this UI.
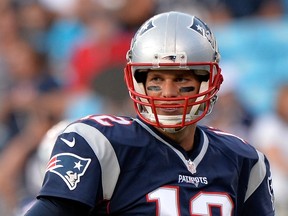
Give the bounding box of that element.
[145,70,201,116]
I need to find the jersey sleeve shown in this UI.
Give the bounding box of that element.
[38,121,108,207]
[24,197,90,216]
[241,151,275,216]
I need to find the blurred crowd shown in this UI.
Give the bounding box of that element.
[0,0,287,215]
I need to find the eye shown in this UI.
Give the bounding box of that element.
[149,76,163,83]
[175,77,186,82]
[175,77,190,83]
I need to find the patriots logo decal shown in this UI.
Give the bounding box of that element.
[131,20,155,49]
[190,17,215,50]
[46,153,91,190]
[138,20,154,37]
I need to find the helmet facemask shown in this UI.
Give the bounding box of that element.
[125,62,222,132]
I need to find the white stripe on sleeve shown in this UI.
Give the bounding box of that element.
[244,150,266,201]
[64,122,120,200]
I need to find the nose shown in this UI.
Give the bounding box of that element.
[161,81,178,98]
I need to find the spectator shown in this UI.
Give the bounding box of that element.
[250,84,288,216]
[0,39,64,214]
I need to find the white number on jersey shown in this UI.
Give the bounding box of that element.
[81,115,132,126]
[147,186,233,216]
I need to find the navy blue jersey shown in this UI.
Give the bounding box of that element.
[39,114,275,215]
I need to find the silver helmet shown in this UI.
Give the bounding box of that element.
[124,11,223,132]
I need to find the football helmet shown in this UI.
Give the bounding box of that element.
[124,11,223,132]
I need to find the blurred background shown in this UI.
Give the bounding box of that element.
[0,0,287,215]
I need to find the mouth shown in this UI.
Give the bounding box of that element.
[157,104,183,115]
[159,107,179,112]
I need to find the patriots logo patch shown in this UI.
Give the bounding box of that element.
[46,153,91,190]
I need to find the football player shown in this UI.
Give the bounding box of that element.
[25,11,275,215]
